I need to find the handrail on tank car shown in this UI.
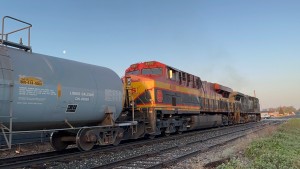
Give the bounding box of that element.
[1,16,32,51]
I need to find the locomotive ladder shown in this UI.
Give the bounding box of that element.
[0,46,13,150]
[124,79,138,134]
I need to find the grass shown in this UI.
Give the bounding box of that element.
[217,119,300,169]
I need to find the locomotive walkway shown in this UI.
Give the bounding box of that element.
[0,121,283,169]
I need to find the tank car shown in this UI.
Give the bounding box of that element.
[0,48,123,130]
[0,16,134,151]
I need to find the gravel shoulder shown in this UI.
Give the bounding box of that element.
[0,142,53,159]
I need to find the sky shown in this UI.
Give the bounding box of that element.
[1,0,300,109]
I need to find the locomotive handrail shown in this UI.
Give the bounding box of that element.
[1,16,32,51]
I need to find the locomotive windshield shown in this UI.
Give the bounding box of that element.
[127,70,140,75]
[142,68,162,75]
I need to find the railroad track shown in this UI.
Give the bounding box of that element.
[0,121,281,169]
[0,122,252,168]
[93,121,282,169]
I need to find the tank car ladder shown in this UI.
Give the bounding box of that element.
[0,15,29,150]
[0,46,13,150]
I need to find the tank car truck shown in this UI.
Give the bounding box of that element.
[0,16,136,151]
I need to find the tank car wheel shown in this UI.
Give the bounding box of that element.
[177,131,182,134]
[76,128,95,151]
[148,134,156,139]
[113,138,121,146]
[50,131,69,151]
[113,128,124,146]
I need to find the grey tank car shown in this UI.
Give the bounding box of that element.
[0,47,123,131]
[0,16,134,151]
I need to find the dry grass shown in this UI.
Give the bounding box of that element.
[201,125,279,169]
[218,119,300,169]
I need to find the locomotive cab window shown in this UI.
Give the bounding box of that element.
[142,68,162,75]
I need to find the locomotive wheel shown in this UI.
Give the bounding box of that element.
[149,135,156,139]
[76,128,95,151]
[50,131,69,151]
[164,123,175,136]
[146,134,156,139]
[164,132,170,137]
[113,138,121,146]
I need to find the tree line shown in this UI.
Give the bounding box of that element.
[268,106,298,115]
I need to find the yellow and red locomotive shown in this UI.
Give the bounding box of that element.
[122,61,260,138]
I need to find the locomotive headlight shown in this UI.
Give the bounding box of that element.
[126,77,131,86]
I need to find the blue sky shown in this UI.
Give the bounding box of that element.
[1,0,300,109]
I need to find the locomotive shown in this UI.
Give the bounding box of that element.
[122,61,260,139]
[0,16,260,151]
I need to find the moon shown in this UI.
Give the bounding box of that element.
[63,50,66,54]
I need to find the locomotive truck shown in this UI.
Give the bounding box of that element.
[0,16,260,151]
